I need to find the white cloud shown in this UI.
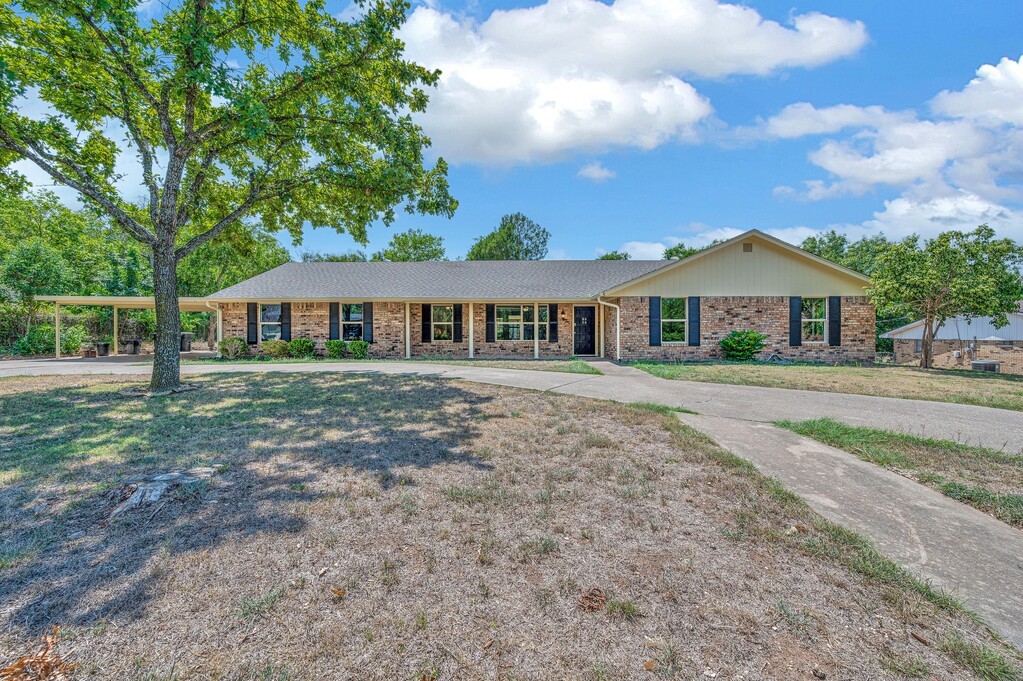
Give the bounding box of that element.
[932,55,1023,125]
[402,0,867,165]
[577,161,616,182]
[759,102,906,139]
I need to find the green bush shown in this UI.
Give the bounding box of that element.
[218,337,249,359]
[288,338,316,358]
[348,340,369,359]
[261,339,290,358]
[719,329,767,361]
[325,339,347,359]
[12,324,86,356]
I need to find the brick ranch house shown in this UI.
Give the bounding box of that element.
[883,306,1023,374]
[205,230,876,363]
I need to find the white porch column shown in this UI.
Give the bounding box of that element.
[468,303,474,358]
[112,306,119,355]
[533,302,540,358]
[404,302,411,359]
[598,306,605,358]
[217,308,223,343]
[54,303,61,359]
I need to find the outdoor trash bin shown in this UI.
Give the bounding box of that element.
[180,332,194,351]
[122,339,141,355]
[95,342,110,356]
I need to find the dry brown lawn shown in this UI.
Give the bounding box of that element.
[633,361,1023,412]
[0,374,1019,680]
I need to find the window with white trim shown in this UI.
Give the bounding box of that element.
[260,304,282,341]
[801,297,827,344]
[342,303,363,341]
[432,304,454,341]
[661,298,687,344]
[496,304,548,341]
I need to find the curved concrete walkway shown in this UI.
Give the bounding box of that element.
[2,356,1021,644]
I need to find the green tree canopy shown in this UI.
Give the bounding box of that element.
[869,226,1023,368]
[596,250,631,260]
[801,230,891,276]
[1,237,66,334]
[300,250,368,262]
[0,0,456,391]
[466,213,549,260]
[373,228,445,261]
[663,239,724,260]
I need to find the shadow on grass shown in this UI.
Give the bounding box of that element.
[0,372,496,635]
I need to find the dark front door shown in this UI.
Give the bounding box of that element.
[573,306,596,355]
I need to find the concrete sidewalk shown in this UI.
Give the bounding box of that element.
[678,413,1023,647]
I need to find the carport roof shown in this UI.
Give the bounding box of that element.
[36,295,215,312]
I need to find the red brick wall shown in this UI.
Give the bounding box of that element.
[615,295,875,363]
[219,296,875,364]
[894,338,1023,374]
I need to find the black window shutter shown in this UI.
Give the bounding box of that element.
[649,296,661,346]
[828,296,842,346]
[246,303,258,344]
[329,302,339,341]
[453,304,463,342]
[485,304,496,343]
[421,304,431,343]
[548,304,558,343]
[789,296,802,346]
[687,297,700,346]
[363,302,373,342]
[280,303,292,341]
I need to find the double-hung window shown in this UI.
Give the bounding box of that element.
[342,304,364,341]
[661,298,687,344]
[432,304,454,341]
[801,298,827,344]
[260,304,282,341]
[496,304,548,341]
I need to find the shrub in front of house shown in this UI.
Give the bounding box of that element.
[288,338,316,358]
[325,339,347,359]
[719,330,767,361]
[261,339,290,358]
[218,337,249,359]
[348,340,369,359]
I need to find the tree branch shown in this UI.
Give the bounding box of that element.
[0,126,156,245]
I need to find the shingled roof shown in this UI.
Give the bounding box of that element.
[208,260,671,302]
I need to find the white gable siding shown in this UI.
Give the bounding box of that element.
[609,236,869,297]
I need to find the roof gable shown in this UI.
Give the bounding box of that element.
[603,230,871,298]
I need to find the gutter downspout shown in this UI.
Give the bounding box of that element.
[596,296,620,361]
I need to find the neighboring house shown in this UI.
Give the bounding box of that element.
[882,306,1023,374]
[205,229,875,363]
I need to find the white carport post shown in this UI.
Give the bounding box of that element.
[468,303,474,358]
[54,303,61,359]
[112,306,119,355]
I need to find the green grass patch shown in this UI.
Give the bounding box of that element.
[182,357,602,375]
[627,401,698,416]
[938,634,1022,680]
[630,360,1023,412]
[777,418,1023,528]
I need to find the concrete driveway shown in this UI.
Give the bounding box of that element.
[3,355,1022,644]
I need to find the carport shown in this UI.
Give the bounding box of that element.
[35,296,218,358]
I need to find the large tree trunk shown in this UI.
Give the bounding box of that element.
[150,242,182,392]
[920,317,935,369]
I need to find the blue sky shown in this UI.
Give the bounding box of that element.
[291,0,1023,260]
